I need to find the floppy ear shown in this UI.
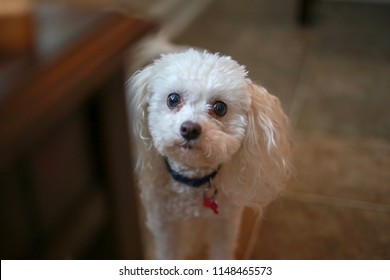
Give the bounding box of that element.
[126,66,154,174]
[222,82,291,210]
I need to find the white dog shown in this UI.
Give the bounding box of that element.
[126,49,291,259]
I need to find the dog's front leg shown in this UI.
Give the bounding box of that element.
[150,220,178,259]
[207,204,244,259]
[143,202,180,259]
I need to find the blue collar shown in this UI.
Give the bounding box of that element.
[164,158,219,188]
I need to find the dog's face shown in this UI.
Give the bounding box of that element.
[129,49,291,207]
[145,50,251,169]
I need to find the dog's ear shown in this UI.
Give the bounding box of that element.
[223,82,291,211]
[126,66,154,173]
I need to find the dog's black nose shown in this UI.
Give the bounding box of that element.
[180,121,202,140]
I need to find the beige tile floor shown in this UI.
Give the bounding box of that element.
[175,0,390,259]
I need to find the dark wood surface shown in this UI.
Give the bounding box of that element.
[0,6,154,259]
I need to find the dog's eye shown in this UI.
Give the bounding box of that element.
[213,101,227,116]
[167,93,181,109]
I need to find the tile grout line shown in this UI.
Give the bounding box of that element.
[282,191,390,212]
[242,214,264,260]
[157,0,215,40]
[288,31,315,128]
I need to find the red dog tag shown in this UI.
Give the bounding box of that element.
[203,197,219,214]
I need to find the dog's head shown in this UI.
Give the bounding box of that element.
[127,49,291,208]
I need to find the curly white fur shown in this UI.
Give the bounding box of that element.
[126,49,291,259]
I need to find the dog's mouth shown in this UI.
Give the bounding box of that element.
[167,140,201,156]
[180,141,197,150]
[168,139,220,168]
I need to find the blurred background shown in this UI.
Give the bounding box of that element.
[1,0,389,259]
